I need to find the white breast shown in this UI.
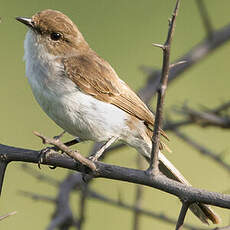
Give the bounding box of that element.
[23,30,129,142]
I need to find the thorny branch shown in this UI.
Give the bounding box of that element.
[149,0,181,174]
[0,143,230,208]
[33,131,97,172]
[175,104,230,129]
[138,23,230,103]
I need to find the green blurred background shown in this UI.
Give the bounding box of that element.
[0,0,229,229]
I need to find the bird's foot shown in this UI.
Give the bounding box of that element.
[38,146,59,169]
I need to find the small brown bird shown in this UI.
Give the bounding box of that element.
[16,9,220,224]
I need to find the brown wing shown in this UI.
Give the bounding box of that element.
[63,52,168,140]
[63,52,155,125]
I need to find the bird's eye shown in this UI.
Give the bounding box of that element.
[50,32,62,41]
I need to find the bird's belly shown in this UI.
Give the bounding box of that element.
[31,84,128,142]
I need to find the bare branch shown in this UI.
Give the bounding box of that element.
[47,173,84,230]
[138,23,230,103]
[34,131,97,172]
[176,105,230,129]
[169,60,187,69]
[21,175,206,230]
[88,189,205,230]
[1,144,230,211]
[149,0,181,174]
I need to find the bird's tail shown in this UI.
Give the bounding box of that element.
[146,151,220,224]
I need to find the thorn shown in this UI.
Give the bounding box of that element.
[152,43,165,50]
[169,60,187,68]
[0,211,17,221]
[168,18,172,26]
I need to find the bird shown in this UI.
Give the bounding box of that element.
[16,9,220,224]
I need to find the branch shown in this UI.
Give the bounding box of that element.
[21,166,206,230]
[164,101,230,133]
[78,183,88,230]
[176,105,230,129]
[138,23,230,102]
[0,144,230,210]
[149,0,181,173]
[34,131,97,172]
[21,182,207,230]
[46,173,83,230]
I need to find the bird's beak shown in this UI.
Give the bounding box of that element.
[16,17,34,29]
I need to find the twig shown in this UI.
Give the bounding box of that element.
[0,211,17,221]
[33,131,97,172]
[164,101,230,131]
[149,0,181,174]
[175,202,190,230]
[211,102,230,115]
[138,23,230,103]
[169,60,187,69]
[48,143,102,230]
[177,105,230,129]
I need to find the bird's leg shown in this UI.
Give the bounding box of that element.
[89,136,118,162]
[63,137,82,147]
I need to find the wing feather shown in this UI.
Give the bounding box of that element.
[63,52,168,140]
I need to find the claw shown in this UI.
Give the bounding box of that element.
[88,155,97,162]
[38,146,58,169]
